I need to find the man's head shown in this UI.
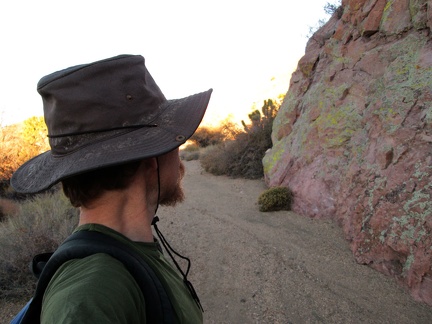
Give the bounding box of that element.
[11,55,212,195]
[61,160,141,208]
[62,148,185,209]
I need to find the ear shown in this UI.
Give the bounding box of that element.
[134,158,158,190]
[141,157,158,171]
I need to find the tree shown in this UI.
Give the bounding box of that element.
[0,123,21,181]
[307,0,343,38]
[230,97,282,179]
[190,126,225,148]
[20,116,49,158]
[0,116,49,182]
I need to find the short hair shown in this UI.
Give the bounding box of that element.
[62,160,141,208]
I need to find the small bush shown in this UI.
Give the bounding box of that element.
[258,187,293,212]
[200,98,281,179]
[0,189,78,298]
[190,126,225,148]
[182,142,200,152]
[180,142,201,161]
[181,150,200,161]
[200,144,231,176]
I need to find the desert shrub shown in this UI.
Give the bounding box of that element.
[218,118,243,140]
[200,144,232,176]
[180,142,201,161]
[183,142,200,152]
[190,120,243,149]
[181,150,200,161]
[258,186,293,212]
[190,126,225,148]
[186,120,244,164]
[200,98,281,179]
[0,189,78,298]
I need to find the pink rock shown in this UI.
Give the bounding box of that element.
[380,0,412,34]
[361,0,387,36]
[264,0,432,306]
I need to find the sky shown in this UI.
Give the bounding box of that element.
[0,0,333,127]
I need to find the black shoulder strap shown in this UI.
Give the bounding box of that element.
[22,230,177,324]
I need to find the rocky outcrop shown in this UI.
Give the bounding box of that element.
[263,0,432,305]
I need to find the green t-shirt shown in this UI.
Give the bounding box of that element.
[41,224,203,324]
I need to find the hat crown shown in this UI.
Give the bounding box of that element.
[11,54,212,194]
[38,55,166,140]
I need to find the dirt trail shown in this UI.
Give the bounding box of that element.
[2,160,432,323]
[158,161,432,324]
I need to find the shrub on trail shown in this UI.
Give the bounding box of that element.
[0,189,78,298]
[258,187,293,212]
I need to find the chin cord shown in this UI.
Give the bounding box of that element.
[151,158,203,312]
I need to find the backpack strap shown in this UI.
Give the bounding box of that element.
[22,230,177,324]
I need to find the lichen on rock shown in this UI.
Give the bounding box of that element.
[264,0,432,305]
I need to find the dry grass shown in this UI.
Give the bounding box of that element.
[0,189,78,299]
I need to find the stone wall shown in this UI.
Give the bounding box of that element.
[263,0,432,304]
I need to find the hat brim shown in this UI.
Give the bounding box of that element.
[11,89,212,194]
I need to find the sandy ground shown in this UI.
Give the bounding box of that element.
[157,161,432,324]
[2,160,432,323]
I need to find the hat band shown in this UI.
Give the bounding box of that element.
[49,124,158,156]
[47,123,158,138]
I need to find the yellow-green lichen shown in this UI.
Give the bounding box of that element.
[381,0,395,28]
[372,106,400,131]
[313,103,360,149]
[383,0,393,13]
[263,141,285,175]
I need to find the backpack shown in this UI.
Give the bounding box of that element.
[11,230,177,324]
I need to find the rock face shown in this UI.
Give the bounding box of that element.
[263,0,432,305]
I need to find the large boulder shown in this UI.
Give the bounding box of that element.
[263,0,432,305]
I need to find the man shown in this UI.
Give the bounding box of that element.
[11,54,212,323]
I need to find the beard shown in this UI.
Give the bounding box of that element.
[159,161,185,206]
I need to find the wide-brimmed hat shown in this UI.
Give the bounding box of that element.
[11,54,212,194]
